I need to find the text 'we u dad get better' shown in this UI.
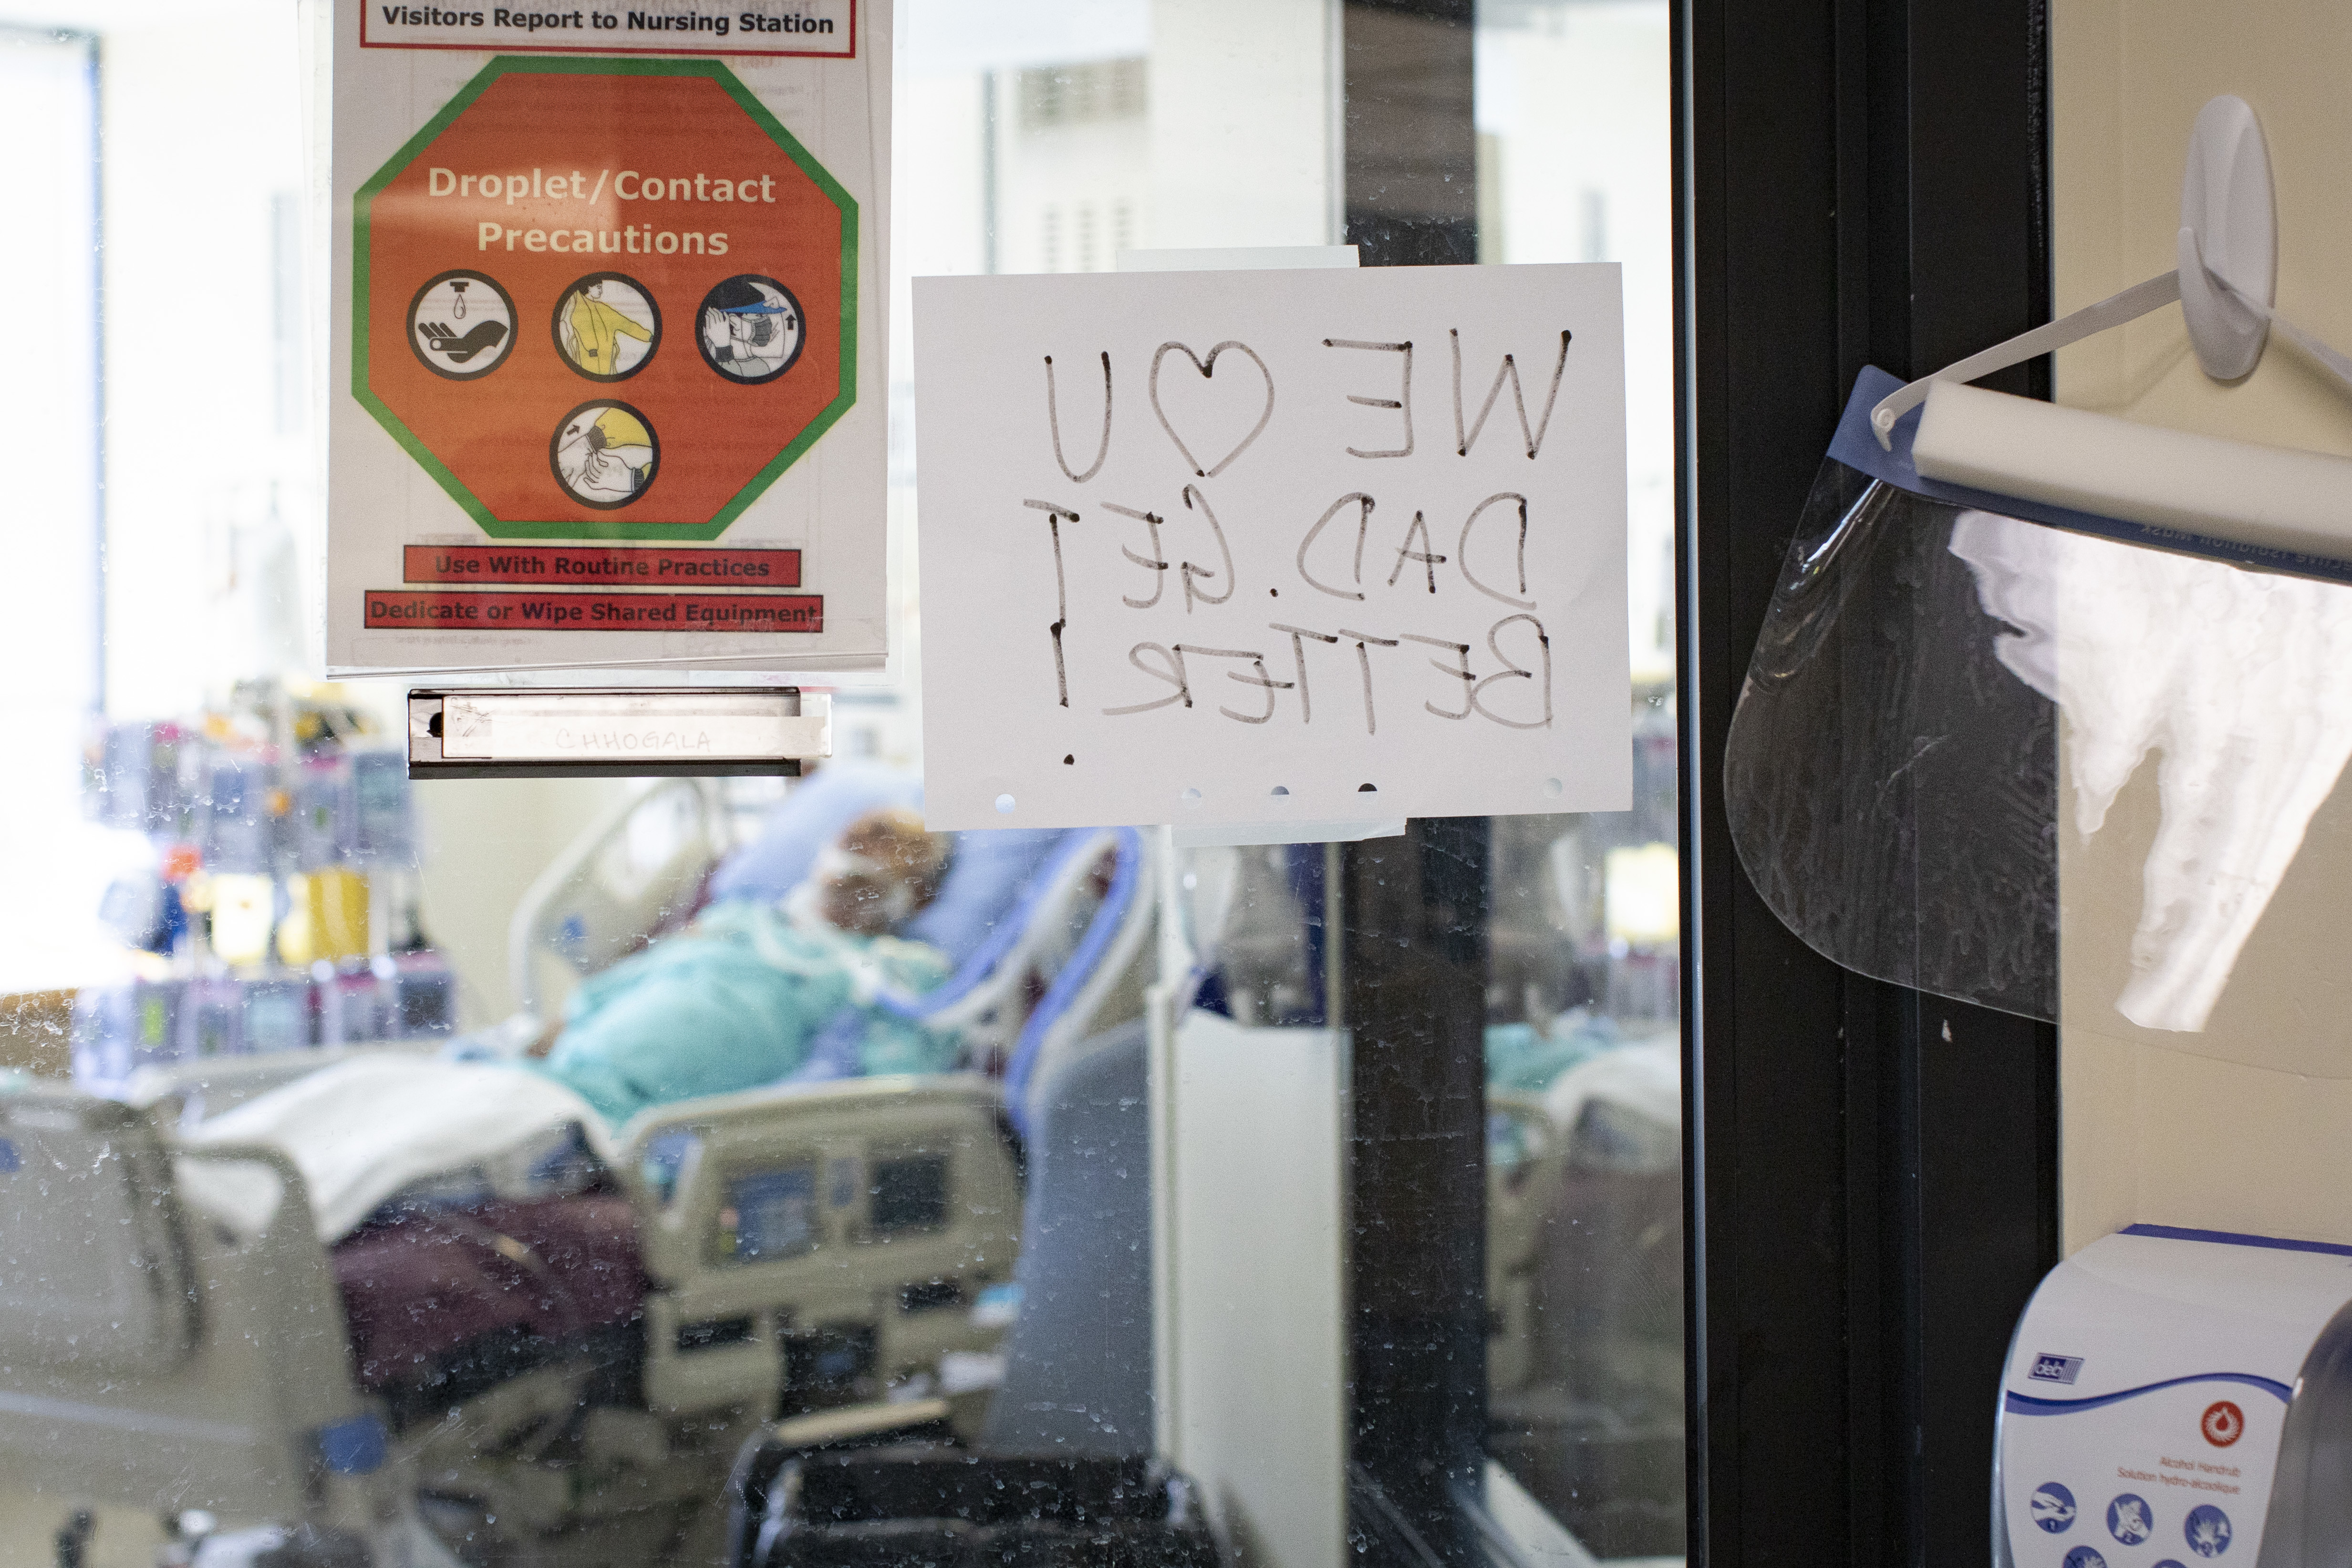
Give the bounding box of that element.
[1010,330,1587,737]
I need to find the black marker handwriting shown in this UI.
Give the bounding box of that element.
[1044,352,1113,484]
[1335,628,1401,734]
[1402,633,1474,720]
[1105,501,1168,609]
[1451,328,1572,459]
[1179,485,1237,613]
[1298,492,1375,602]
[1295,490,1546,607]
[1459,492,1534,608]
[1324,338,1414,459]
[1097,614,1546,733]
[1172,644,1294,725]
[1388,510,1445,594]
[1473,613,1553,728]
[1148,340,1275,478]
[1270,622,1340,723]
[1103,642,1192,716]
[1022,498,1079,707]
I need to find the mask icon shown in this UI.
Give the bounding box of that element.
[697,274,805,384]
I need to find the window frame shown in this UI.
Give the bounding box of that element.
[1678,0,2062,1559]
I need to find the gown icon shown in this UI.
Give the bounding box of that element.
[553,273,659,382]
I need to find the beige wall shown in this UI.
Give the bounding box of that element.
[412,775,635,1028]
[2055,0,2352,1251]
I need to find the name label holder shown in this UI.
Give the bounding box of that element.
[406,688,830,779]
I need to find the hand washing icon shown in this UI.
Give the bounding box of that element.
[2031,1482,2077,1532]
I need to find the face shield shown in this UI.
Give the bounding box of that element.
[1729,367,2352,1049]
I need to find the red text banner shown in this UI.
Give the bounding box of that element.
[404,544,801,585]
[364,590,823,631]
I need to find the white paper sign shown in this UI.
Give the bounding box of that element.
[912,264,1630,831]
[320,0,889,675]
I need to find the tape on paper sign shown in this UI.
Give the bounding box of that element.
[912,264,1633,830]
[320,0,889,675]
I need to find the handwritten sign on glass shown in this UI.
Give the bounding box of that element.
[913,263,1629,831]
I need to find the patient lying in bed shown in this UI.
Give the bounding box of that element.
[192,802,1009,1227]
[182,794,1069,1402]
[533,806,961,1125]
[188,792,1079,1230]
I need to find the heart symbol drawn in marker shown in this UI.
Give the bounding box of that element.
[1148,340,1275,478]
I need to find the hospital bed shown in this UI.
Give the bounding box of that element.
[509,775,749,1024]
[0,779,1156,1566]
[509,776,1151,1091]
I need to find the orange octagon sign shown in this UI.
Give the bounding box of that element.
[356,57,854,540]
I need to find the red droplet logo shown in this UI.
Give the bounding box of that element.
[2202,1400,2244,1447]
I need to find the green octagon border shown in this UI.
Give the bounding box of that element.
[353,55,858,541]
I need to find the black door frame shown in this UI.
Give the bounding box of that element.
[1336,7,1492,1558]
[1679,0,2061,1563]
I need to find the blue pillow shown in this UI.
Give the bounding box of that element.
[705,763,922,907]
[902,828,1073,970]
[709,768,1077,976]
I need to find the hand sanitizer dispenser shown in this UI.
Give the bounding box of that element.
[1997,1225,2352,1568]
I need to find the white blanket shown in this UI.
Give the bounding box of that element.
[184,1057,613,1242]
[1542,1034,1681,1163]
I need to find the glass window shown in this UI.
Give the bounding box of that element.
[1482,2,1683,1557]
[0,25,117,1000]
[0,5,1684,1565]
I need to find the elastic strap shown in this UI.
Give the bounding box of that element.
[1871,251,2352,449]
[1869,271,2182,447]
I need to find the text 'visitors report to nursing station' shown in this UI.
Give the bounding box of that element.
[320,0,889,675]
[912,264,1633,831]
[364,3,855,57]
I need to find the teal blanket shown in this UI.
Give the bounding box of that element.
[536,903,958,1127]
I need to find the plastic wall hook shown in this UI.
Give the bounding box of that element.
[1869,93,2326,447]
[2179,93,2276,380]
